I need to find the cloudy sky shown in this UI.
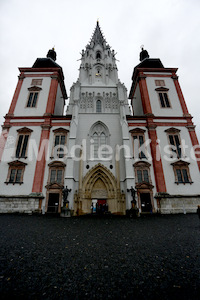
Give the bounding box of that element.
[0,0,200,140]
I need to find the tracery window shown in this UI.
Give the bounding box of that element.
[90,122,109,159]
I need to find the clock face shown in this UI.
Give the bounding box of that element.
[95,71,101,77]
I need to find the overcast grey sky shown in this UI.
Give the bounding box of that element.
[0,0,200,140]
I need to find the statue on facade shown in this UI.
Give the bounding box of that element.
[127,186,138,217]
[130,186,136,205]
[62,186,71,208]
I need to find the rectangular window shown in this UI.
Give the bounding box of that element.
[158,92,170,108]
[50,170,56,183]
[155,80,165,86]
[57,170,63,183]
[182,169,189,183]
[176,169,183,183]
[31,79,43,86]
[54,135,66,158]
[9,169,23,183]
[133,135,146,159]
[143,170,149,182]
[137,169,149,183]
[27,92,38,107]
[176,168,190,183]
[16,135,29,158]
[137,170,143,183]
[50,169,63,183]
[169,134,182,158]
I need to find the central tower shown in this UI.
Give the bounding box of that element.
[66,21,131,215]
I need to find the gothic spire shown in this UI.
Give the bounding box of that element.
[89,21,106,48]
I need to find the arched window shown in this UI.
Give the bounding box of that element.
[96,100,102,113]
[96,51,101,59]
[90,122,109,159]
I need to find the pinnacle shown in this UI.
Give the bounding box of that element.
[89,21,106,47]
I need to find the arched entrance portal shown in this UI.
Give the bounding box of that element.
[91,178,108,214]
[74,163,125,215]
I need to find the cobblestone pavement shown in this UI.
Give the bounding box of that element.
[0,214,200,299]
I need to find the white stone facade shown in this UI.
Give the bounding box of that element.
[0,22,200,215]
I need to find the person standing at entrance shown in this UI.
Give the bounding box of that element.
[91,203,94,214]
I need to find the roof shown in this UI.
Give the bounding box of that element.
[32,57,62,68]
[133,58,164,73]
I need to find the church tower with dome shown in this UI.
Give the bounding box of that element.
[0,21,200,215]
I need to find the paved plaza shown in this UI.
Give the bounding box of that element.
[0,214,200,299]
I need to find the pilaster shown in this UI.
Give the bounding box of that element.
[147,119,166,193]
[138,73,152,115]
[32,122,51,193]
[8,73,25,115]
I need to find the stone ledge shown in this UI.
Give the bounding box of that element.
[155,193,200,199]
[0,194,44,199]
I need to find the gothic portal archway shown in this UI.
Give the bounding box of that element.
[75,163,125,215]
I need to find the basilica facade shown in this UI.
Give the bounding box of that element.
[0,22,200,215]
